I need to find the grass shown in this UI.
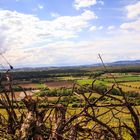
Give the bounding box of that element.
[77,79,108,85]
[65,106,136,140]
[122,81,140,88]
[1,69,140,139]
[103,75,140,82]
[76,74,140,93]
[118,84,139,92]
[0,98,139,140]
[57,76,87,80]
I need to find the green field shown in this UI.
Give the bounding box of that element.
[1,66,140,139]
[77,79,108,85]
[103,75,140,82]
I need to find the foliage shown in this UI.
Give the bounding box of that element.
[35,88,73,97]
[1,65,140,139]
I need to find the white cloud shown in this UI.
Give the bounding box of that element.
[3,30,140,67]
[38,4,44,10]
[89,26,97,31]
[0,5,140,67]
[50,12,60,18]
[89,25,103,31]
[0,9,97,66]
[120,19,140,31]
[121,1,140,32]
[98,26,103,30]
[80,9,98,19]
[108,25,115,30]
[126,1,140,19]
[0,9,96,42]
[21,32,140,66]
[98,0,104,5]
[74,0,97,10]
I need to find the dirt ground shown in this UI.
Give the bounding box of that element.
[46,80,74,89]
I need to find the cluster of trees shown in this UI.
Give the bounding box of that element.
[91,83,140,104]
[108,66,140,73]
[35,88,72,97]
[33,82,140,106]
[1,66,140,139]
[12,69,90,80]
[89,71,105,78]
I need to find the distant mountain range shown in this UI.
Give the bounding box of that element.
[75,60,140,68]
[1,60,140,71]
[106,60,140,66]
[22,60,140,70]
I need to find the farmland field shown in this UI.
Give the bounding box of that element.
[103,75,140,82]
[46,80,74,89]
[121,81,140,88]
[1,65,140,139]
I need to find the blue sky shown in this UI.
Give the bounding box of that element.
[0,0,140,67]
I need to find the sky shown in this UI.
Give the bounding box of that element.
[0,0,140,67]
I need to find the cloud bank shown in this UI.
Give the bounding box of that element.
[0,1,140,67]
